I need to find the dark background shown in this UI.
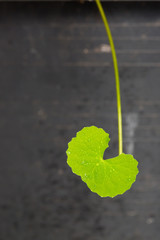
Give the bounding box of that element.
[0,2,160,240]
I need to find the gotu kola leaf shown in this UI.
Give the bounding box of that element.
[66,126,139,197]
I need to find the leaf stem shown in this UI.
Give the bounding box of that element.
[95,0,123,155]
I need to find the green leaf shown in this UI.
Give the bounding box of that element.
[66,126,139,197]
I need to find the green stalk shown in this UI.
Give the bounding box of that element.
[95,0,123,155]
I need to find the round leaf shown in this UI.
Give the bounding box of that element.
[66,126,139,197]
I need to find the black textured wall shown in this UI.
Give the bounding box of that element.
[0,2,160,240]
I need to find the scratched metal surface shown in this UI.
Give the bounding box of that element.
[0,2,160,240]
